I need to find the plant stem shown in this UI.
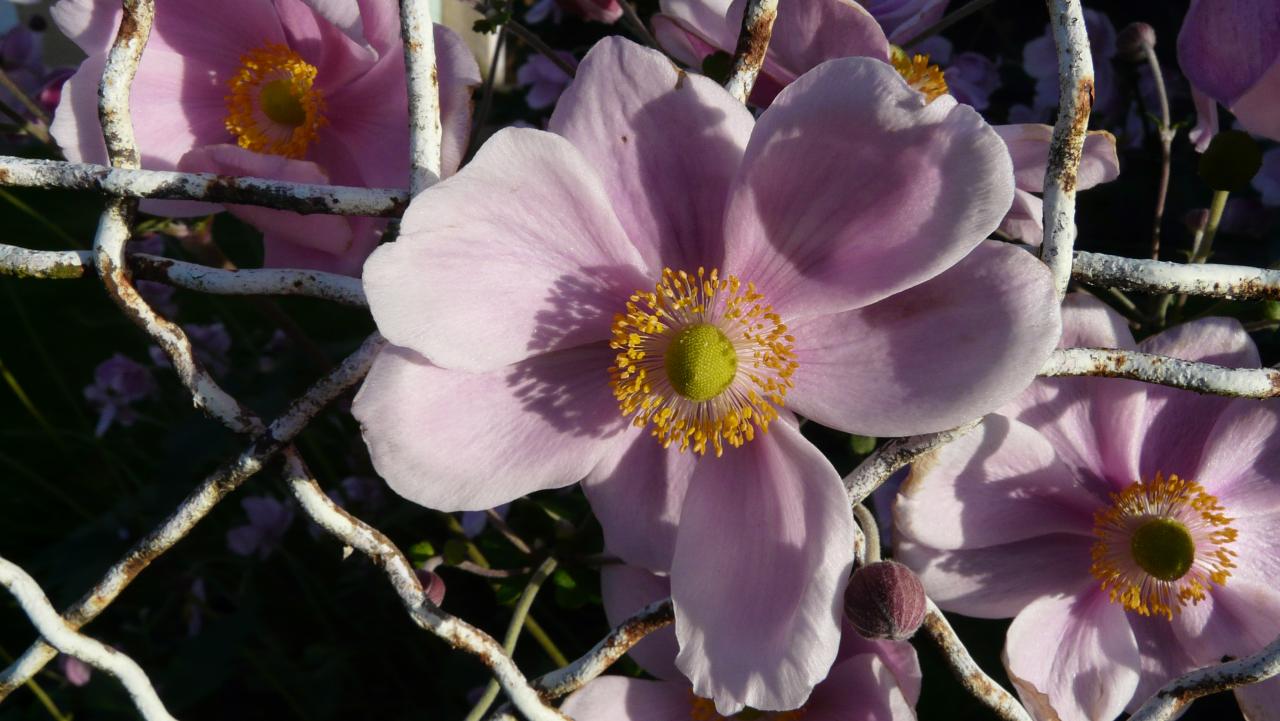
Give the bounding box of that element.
[1141,40,1174,261]
[462,557,559,721]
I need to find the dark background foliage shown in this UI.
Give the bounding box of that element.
[1,0,1276,719]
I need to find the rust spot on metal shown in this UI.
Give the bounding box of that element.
[739,8,776,76]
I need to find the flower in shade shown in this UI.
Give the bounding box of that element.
[1255,146,1280,207]
[653,0,890,106]
[561,564,921,721]
[1021,7,1118,119]
[944,51,999,111]
[49,0,480,276]
[226,495,295,560]
[150,322,232,376]
[525,0,564,25]
[655,0,1121,246]
[460,503,509,538]
[515,52,575,109]
[57,655,91,687]
[84,353,158,436]
[856,0,948,45]
[895,293,1280,721]
[354,37,1059,712]
[1178,0,1280,149]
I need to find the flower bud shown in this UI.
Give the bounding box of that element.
[844,561,927,641]
[416,569,446,607]
[1117,22,1156,61]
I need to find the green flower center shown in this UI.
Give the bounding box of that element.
[260,79,308,127]
[1130,517,1196,582]
[664,323,738,402]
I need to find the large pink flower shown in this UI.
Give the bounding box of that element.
[895,293,1280,721]
[650,0,1119,246]
[50,0,480,276]
[353,37,1059,712]
[1177,0,1280,148]
[561,565,921,721]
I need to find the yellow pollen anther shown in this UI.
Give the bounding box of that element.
[890,46,948,102]
[225,43,326,159]
[609,267,798,457]
[1090,473,1237,620]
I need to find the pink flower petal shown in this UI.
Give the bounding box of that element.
[1190,87,1220,153]
[1136,318,1260,483]
[996,124,1120,193]
[722,58,1013,318]
[671,422,853,714]
[1219,511,1280,589]
[318,25,479,188]
[584,428,697,572]
[1231,58,1280,142]
[656,0,737,61]
[1196,403,1280,515]
[836,630,922,707]
[1003,294,1147,494]
[1176,0,1280,106]
[894,535,1093,619]
[895,415,1098,551]
[999,188,1044,245]
[362,127,650,371]
[1004,590,1141,721]
[600,565,681,681]
[1125,613,1200,714]
[1236,676,1280,721]
[549,37,753,273]
[277,0,378,90]
[560,677,694,721]
[786,241,1059,437]
[178,145,353,256]
[803,653,915,721]
[262,216,386,276]
[756,0,890,78]
[351,344,627,511]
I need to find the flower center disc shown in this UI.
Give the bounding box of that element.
[225,43,326,159]
[259,79,308,127]
[1130,518,1196,581]
[664,323,738,402]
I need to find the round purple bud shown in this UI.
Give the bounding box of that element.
[1117,22,1156,61]
[416,569,446,607]
[844,560,927,641]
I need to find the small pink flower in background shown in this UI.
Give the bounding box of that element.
[1178,0,1280,149]
[515,52,575,109]
[1021,7,1117,119]
[895,293,1280,721]
[57,655,91,687]
[149,322,231,376]
[354,37,1059,713]
[226,496,295,560]
[84,353,157,436]
[556,0,621,24]
[460,503,509,538]
[50,0,480,276]
[561,565,921,721]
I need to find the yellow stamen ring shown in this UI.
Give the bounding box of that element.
[225,43,326,159]
[890,46,949,103]
[1090,473,1237,620]
[609,267,797,457]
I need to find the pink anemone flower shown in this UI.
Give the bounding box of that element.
[650,0,1119,246]
[895,293,1280,721]
[353,37,1060,712]
[1177,0,1280,149]
[562,564,922,720]
[49,0,480,276]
